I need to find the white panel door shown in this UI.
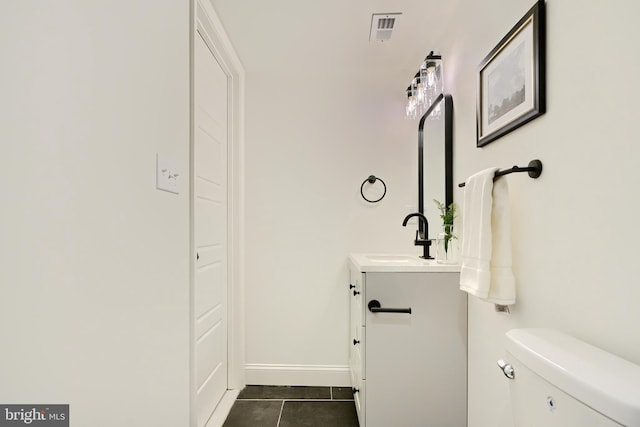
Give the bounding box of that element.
[194,31,228,427]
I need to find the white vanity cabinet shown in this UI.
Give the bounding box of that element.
[348,254,467,427]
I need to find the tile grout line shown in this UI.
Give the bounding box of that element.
[277,398,354,402]
[275,400,285,427]
[237,398,353,402]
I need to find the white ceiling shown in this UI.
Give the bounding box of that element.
[210,0,450,92]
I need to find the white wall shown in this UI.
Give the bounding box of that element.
[432,1,640,425]
[243,66,422,383]
[0,2,191,425]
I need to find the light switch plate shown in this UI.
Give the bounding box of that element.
[156,154,180,194]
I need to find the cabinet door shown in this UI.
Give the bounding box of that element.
[365,272,467,427]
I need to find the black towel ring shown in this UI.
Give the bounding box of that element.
[360,175,387,203]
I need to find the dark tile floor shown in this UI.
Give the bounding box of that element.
[222,385,359,427]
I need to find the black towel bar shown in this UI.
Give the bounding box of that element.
[458,159,542,188]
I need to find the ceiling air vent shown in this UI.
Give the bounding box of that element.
[369,13,402,42]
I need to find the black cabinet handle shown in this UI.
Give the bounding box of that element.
[352,387,359,394]
[353,290,360,296]
[368,299,412,314]
[353,339,360,345]
[349,284,356,289]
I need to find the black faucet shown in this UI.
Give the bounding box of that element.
[402,212,433,259]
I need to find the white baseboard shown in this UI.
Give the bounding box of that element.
[204,389,240,427]
[245,364,351,387]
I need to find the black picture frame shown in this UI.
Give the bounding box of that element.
[477,0,546,147]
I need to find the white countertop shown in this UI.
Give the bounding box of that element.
[349,253,461,273]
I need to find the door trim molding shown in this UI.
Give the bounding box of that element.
[191,1,245,425]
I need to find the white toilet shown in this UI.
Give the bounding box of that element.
[501,328,640,426]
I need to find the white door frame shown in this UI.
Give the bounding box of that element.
[190,0,245,425]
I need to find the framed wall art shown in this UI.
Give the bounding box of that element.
[477,0,546,147]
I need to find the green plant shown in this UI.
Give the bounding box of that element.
[433,199,457,252]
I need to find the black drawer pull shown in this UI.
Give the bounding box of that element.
[349,284,356,289]
[368,299,411,314]
[353,339,360,345]
[353,290,360,296]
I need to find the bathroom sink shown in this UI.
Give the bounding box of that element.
[364,255,415,263]
[350,253,460,272]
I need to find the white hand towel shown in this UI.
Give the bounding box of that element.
[460,168,516,305]
[460,168,497,299]
[487,178,516,305]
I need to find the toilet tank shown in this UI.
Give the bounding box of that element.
[503,328,640,427]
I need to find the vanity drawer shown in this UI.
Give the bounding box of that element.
[349,325,365,427]
[349,265,365,327]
